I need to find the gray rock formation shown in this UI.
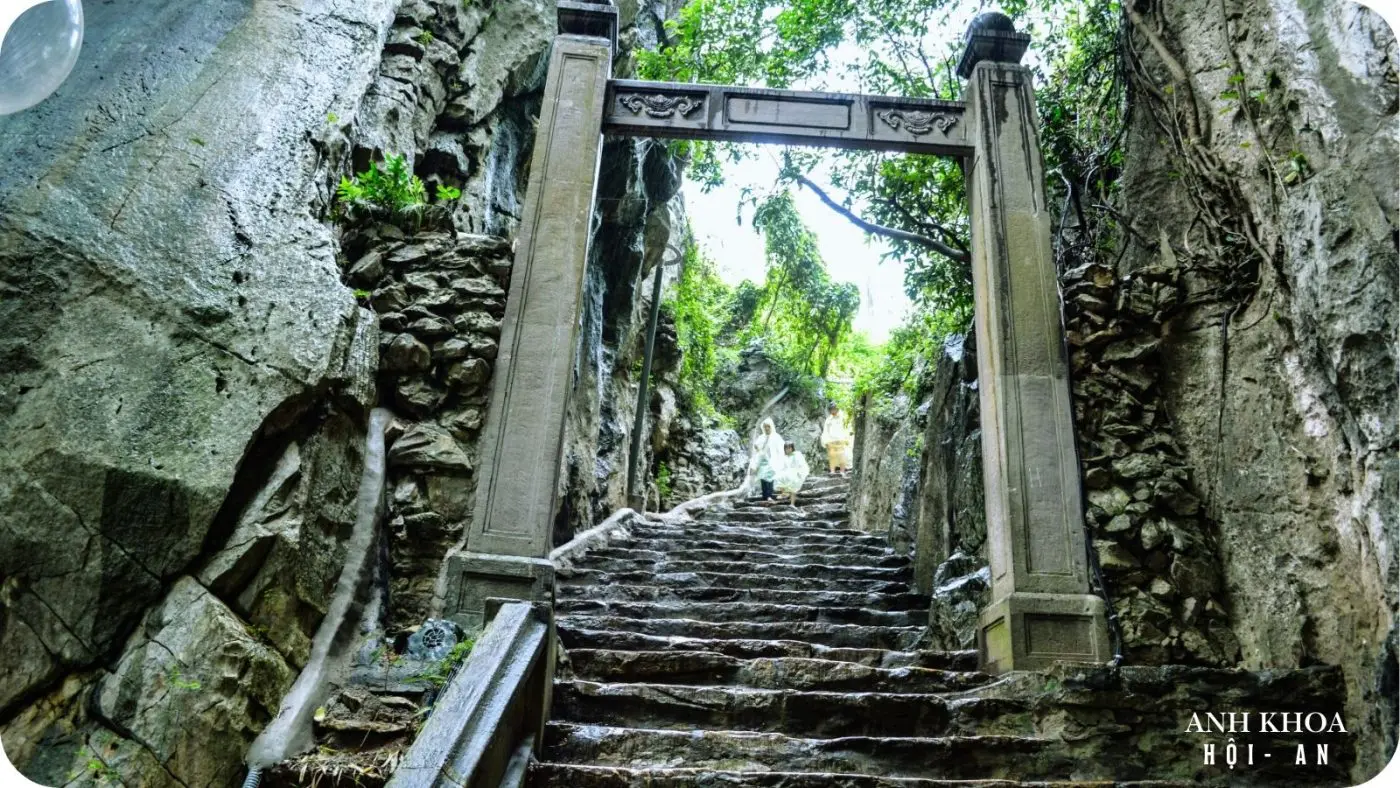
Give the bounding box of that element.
[0,0,691,782]
[1118,0,1397,777]
[848,335,988,652]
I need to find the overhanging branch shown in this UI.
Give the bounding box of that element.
[794,175,970,265]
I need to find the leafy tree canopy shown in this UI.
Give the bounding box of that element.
[647,0,1127,409]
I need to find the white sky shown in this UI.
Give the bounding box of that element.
[680,6,1059,344]
[681,39,913,343]
[684,152,911,343]
[680,19,969,344]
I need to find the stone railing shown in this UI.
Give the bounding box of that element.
[386,600,553,788]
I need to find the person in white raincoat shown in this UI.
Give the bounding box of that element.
[773,441,810,506]
[749,417,785,502]
[820,403,853,474]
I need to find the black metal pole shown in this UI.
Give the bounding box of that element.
[627,262,666,510]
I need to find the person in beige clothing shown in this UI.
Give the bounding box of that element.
[820,403,853,474]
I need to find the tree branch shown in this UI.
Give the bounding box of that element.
[795,175,969,265]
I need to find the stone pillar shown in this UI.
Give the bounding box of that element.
[958,13,1111,673]
[442,1,618,630]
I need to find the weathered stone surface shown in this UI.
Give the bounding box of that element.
[94,578,294,786]
[382,332,434,373]
[446,358,492,391]
[197,412,363,667]
[388,422,473,472]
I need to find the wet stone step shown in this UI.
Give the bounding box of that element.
[628,522,875,541]
[551,681,1034,738]
[554,616,926,650]
[625,528,891,549]
[701,506,852,523]
[579,546,909,569]
[528,763,1196,788]
[565,650,990,693]
[540,723,1060,781]
[569,558,913,583]
[620,537,897,558]
[732,493,850,508]
[554,600,926,628]
[555,583,929,611]
[556,569,915,594]
[555,628,977,670]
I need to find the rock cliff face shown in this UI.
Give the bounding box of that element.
[849,336,987,652]
[1120,0,1397,776]
[0,0,699,782]
[849,3,1396,776]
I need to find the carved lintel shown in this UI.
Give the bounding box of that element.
[617,92,706,119]
[876,108,959,136]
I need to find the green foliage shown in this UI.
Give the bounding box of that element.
[166,666,201,691]
[666,237,730,415]
[409,638,476,688]
[646,0,1126,417]
[655,462,673,500]
[436,183,462,201]
[352,288,373,301]
[852,306,967,404]
[326,111,339,124]
[416,29,434,45]
[746,191,861,378]
[337,154,427,220]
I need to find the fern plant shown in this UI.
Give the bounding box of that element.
[337,154,427,220]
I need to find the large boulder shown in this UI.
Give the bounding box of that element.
[0,0,397,719]
[93,578,294,786]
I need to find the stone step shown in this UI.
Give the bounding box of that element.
[555,629,976,670]
[733,492,849,508]
[578,546,909,569]
[619,537,896,559]
[551,681,1032,739]
[565,650,989,693]
[628,522,877,542]
[701,505,851,523]
[539,724,1058,781]
[528,763,1197,788]
[555,600,926,628]
[625,528,890,549]
[555,583,929,611]
[567,558,912,583]
[554,616,925,650]
[556,569,913,594]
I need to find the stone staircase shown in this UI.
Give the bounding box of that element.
[529,474,1354,787]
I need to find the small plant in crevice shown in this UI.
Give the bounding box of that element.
[435,183,462,202]
[166,665,201,691]
[352,288,373,303]
[416,29,434,45]
[326,111,339,124]
[337,154,427,222]
[407,638,476,689]
[655,462,673,502]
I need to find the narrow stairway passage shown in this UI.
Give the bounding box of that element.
[528,473,1060,787]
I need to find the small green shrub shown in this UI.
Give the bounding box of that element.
[409,638,476,688]
[435,183,462,201]
[336,154,427,220]
[416,30,434,45]
[655,462,673,501]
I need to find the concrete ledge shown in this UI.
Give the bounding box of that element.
[388,601,551,788]
[977,592,1111,674]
